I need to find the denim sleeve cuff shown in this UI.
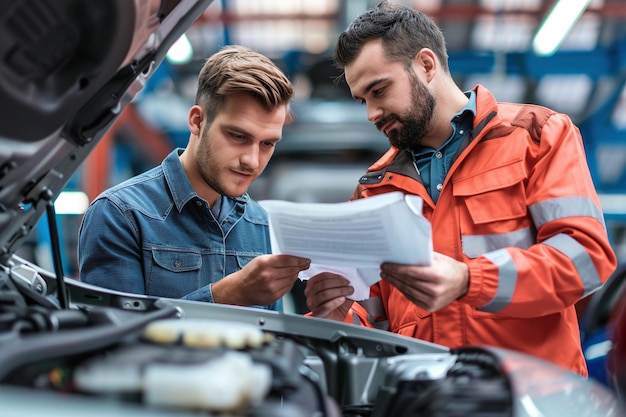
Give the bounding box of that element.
[181,283,215,303]
[206,283,215,303]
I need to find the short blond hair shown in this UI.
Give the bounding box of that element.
[195,45,294,122]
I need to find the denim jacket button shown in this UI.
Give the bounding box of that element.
[174,260,182,268]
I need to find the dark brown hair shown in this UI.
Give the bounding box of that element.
[334,1,449,72]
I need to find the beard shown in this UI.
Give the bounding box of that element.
[377,74,435,151]
[195,125,253,199]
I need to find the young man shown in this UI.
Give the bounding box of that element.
[304,1,616,375]
[79,45,311,311]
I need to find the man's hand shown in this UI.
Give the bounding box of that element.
[304,272,355,321]
[212,254,310,306]
[380,252,469,312]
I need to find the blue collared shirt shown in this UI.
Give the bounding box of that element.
[412,91,476,203]
[78,148,281,311]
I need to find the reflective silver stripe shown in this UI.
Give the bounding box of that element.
[530,196,606,229]
[372,319,390,331]
[463,196,607,260]
[357,297,390,330]
[359,297,385,317]
[462,228,535,259]
[478,249,518,313]
[353,311,389,330]
[543,233,603,296]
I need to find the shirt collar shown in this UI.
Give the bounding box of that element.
[162,149,197,212]
[453,90,477,123]
[412,90,476,158]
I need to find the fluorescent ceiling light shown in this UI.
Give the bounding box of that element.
[532,0,591,56]
[166,34,194,64]
[55,191,89,215]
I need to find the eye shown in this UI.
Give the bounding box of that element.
[372,87,385,97]
[261,141,276,148]
[231,132,246,141]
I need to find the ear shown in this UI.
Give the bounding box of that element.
[188,105,203,136]
[414,48,438,82]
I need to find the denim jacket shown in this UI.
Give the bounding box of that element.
[78,149,281,311]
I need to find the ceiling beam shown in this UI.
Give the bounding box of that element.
[449,43,626,79]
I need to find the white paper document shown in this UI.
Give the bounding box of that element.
[259,192,433,300]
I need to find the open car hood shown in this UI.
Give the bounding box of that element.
[0,0,212,262]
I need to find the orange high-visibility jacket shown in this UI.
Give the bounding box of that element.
[346,84,616,376]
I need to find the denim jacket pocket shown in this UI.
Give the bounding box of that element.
[146,248,202,298]
[235,254,257,269]
[152,249,202,272]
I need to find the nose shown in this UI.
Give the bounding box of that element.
[367,103,383,124]
[240,144,261,169]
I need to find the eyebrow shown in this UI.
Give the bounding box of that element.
[223,124,282,142]
[222,124,251,136]
[353,77,387,101]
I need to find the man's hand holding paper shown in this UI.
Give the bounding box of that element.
[259,192,433,300]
